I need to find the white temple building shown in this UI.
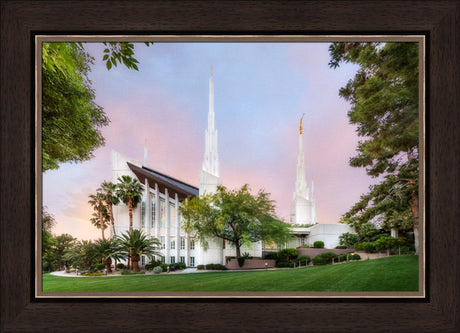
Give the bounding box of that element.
[110,68,355,267]
[290,115,318,225]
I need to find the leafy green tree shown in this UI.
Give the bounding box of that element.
[357,222,380,242]
[278,248,298,263]
[115,229,162,272]
[338,232,360,249]
[180,185,292,258]
[46,234,77,270]
[100,181,120,237]
[42,42,152,171]
[115,175,144,231]
[63,240,99,270]
[329,42,420,254]
[88,191,110,240]
[42,42,109,171]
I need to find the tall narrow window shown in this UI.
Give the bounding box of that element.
[160,200,165,228]
[190,257,195,267]
[141,201,145,228]
[141,255,145,266]
[160,236,165,249]
[180,256,185,263]
[151,200,155,228]
[170,204,175,231]
[190,239,195,250]
[170,256,175,264]
[180,237,185,250]
[170,237,175,250]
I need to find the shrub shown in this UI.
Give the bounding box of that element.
[276,262,295,268]
[350,253,361,260]
[313,241,324,249]
[362,242,377,253]
[353,242,363,251]
[145,260,162,270]
[121,270,145,275]
[206,263,215,270]
[197,265,205,270]
[116,263,125,269]
[91,263,105,271]
[81,272,104,276]
[297,255,311,265]
[375,236,398,251]
[312,251,337,265]
[153,266,162,274]
[335,245,347,249]
[296,245,310,248]
[278,248,298,262]
[339,232,360,248]
[237,257,245,267]
[263,253,279,260]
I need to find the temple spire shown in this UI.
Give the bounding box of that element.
[202,67,219,177]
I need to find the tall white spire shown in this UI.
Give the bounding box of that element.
[202,66,219,177]
[295,114,308,200]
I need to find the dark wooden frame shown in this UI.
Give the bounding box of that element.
[1,0,458,331]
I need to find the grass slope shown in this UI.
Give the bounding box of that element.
[42,255,418,292]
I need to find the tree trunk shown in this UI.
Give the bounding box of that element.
[108,204,116,237]
[128,198,133,231]
[131,254,140,272]
[411,186,419,255]
[99,208,105,240]
[236,243,241,258]
[105,257,112,273]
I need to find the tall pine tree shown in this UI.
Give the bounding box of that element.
[329,42,420,254]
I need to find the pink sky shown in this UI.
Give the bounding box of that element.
[43,42,376,240]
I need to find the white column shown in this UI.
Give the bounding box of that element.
[165,188,170,263]
[145,179,150,234]
[155,183,160,239]
[175,193,180,264]
[185,234,190,266]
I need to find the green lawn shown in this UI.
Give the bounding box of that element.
[42,255,418,292]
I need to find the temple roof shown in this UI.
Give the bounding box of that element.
[127,162,199,201]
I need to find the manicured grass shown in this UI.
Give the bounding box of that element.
[42,255,418,292]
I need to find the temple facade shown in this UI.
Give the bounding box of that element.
[110,69,355,268]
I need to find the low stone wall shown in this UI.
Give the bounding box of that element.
[296,248,353,258]
[226,259,276,270]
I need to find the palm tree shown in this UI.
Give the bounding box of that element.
[100,181,120,237]
[63,240,99,270]
[89,191,111,240]
[115,175,143,231]
[94,238,121,273]
[115,229,162,272]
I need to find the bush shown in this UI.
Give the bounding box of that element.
[91,263,105,271]
[297,245,310,248]
[297,255,311,265]
[204,263,228,270]
[278,248,298,262]
[312,251,337,265]
[335,245,347,249]
[276,262,295,268]
[145,260,162,270]
[362,242,377,253]
[263,253,279,260]
[375,236,398,251]
[116,263,125,269]
[353,242,363,251]
[81,272,104,276]
[121,270,145,275]
[237,257,246,267]
[197,265,205,270]
[313,241,324,249]
[339,232,360,248]
[153,266,162,274]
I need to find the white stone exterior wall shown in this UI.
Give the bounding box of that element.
[306,223,357,249]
